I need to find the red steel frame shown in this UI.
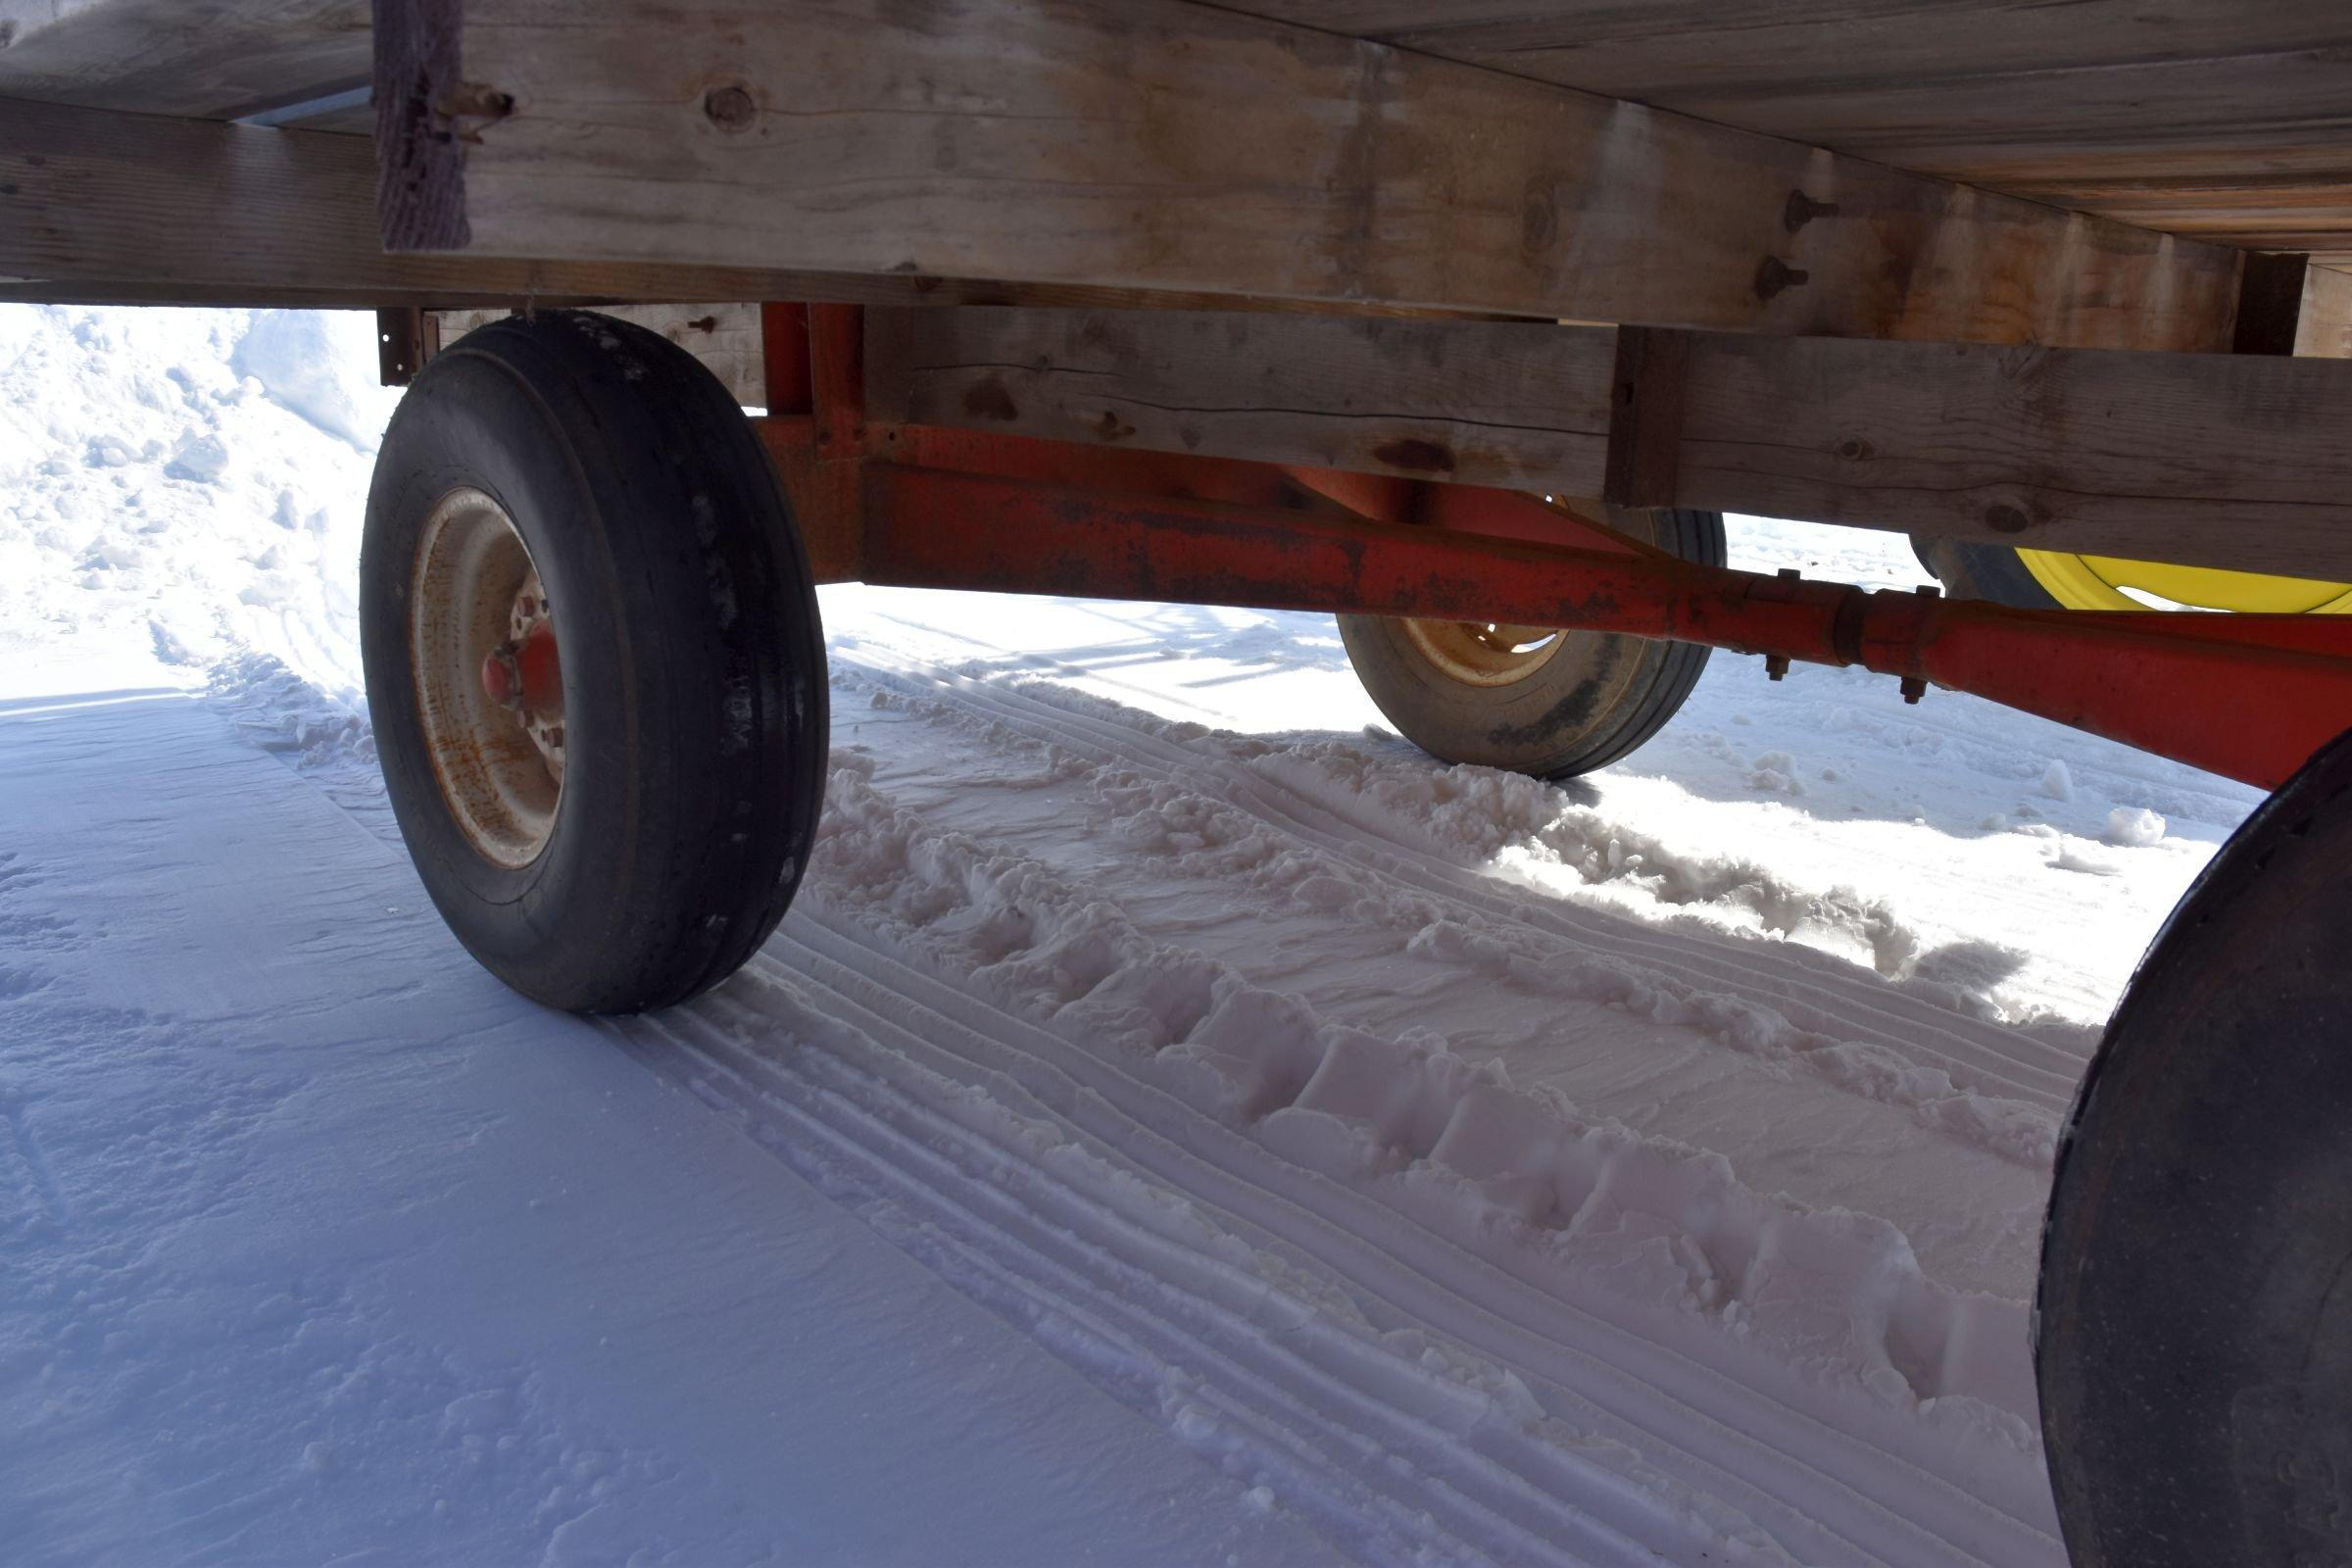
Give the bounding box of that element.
[757,303,2352,792]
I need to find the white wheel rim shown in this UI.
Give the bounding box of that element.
[411,487,564,867]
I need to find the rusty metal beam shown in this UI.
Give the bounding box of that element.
[843,461,2352,789]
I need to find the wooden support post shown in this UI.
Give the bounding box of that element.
[2297,269,2352,360]
[375,0,2246,354]
[1601,329,1691,509]
[867,304,2352,580]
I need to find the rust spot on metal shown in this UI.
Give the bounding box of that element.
[1373,437,1456,474]
[961,375,1018,421]
[1784,191,1840,233]
[1755,256,1810,303]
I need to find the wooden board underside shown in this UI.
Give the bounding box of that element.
[871,305,2352,580]
[433,303,766,405]
[2,0,2343,275]
[378,0,2247,355]
[1228,2,2352,270]
[0,98,1505,316]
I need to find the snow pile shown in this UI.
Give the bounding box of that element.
[2103,806,2167,847]
[230,311,392,450]
[0,305,392,705]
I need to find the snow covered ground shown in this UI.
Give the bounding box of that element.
[0,306,2263,1565]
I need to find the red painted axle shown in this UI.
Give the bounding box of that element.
[853,463,2352,790]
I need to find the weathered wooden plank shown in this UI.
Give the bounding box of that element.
[2296,269,2352,360]
[434,303,766,403]
[0,95,805,305]
[867,306,1616,494]
[0,97,1494,314]
[1235,3,2352,263]
[377,0,2249,355]
[1673,334,2352,580]
[875,304,2352,578]
[0,1,369,120]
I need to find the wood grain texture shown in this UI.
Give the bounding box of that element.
[0,97,1516,313]
[0,0,368,119]
[0,1,2342,274]
[877,304,2352,577]
[1676,333,2352,578]
[433,303,765,403]
[379,0,2248,354]
[2299,269,2352,360]
[1239,2,2352,264]
[869,306,1616,493]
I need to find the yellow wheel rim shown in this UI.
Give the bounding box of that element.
[2017,550,2352,614]
[1399,620,1564,687]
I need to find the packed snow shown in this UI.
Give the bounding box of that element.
[0,306,2265,1565]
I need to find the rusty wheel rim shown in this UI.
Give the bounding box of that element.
[411,487,564,868]
[1399,618,1565,687]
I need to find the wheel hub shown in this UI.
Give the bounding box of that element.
[411,488,564,867]
[1399,619,1564,687]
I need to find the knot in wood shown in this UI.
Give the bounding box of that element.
[704,84,759,132]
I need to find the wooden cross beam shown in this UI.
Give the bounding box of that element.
[0,96,1429,315]
[375,0,2256,354]
[866,305,2352,580]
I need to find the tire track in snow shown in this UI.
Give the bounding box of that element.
[619,924,2048,1567]
[854,655,2087,1097]
[624,1000,1683,1568]
[612,757,2064,1565]
[832,656,2082,1161]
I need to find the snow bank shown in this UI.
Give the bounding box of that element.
[0,305,391,704]
[231,309,398,450]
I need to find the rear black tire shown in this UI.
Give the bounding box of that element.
[1912,535,2063,611]
[361,310,828,1013]
[2037,725,2352,1567]
[1339,507,1723,778]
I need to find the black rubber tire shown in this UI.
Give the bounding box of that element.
[1912,535,2064,611]
[2037,725,2352,1568]
[361,310,828,1014]
[1338,508,1724,778]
